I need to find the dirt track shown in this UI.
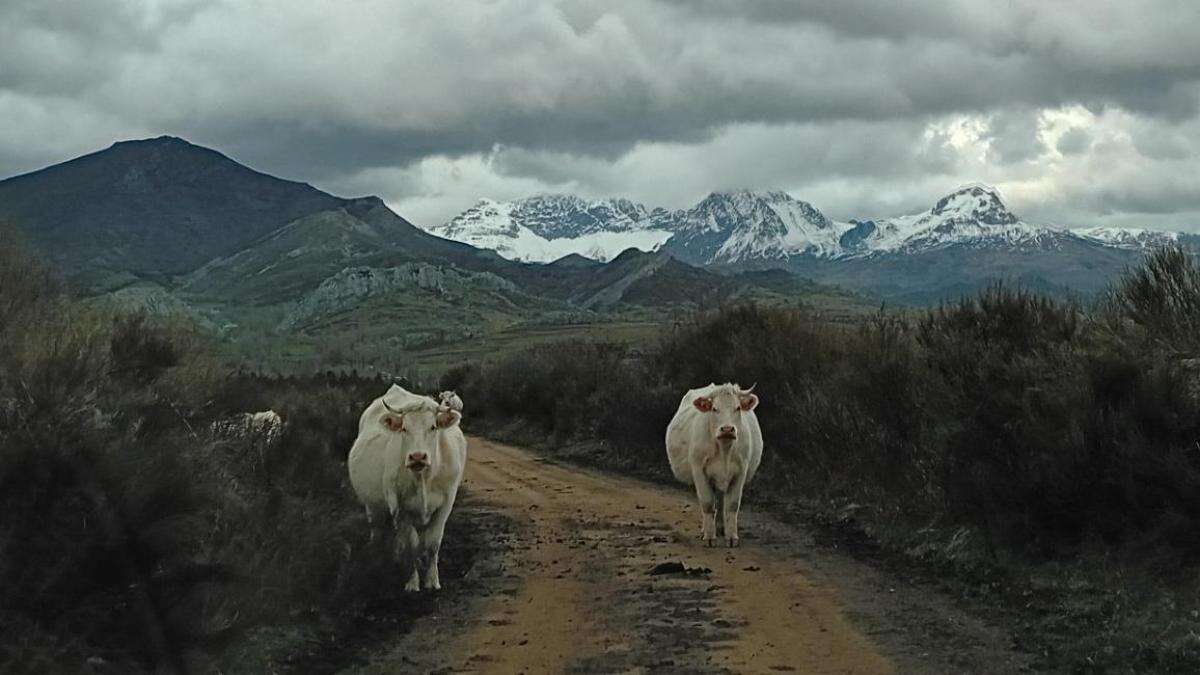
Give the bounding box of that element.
[354,437,1028,674]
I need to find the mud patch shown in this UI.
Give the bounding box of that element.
[647,561,713,577]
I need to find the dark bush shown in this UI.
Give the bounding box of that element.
[0,238,428,672]
[1107,245,1200,355]
[462,277,1200,560]
[109,314,183,385]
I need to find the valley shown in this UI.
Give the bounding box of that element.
[0,137,873,375]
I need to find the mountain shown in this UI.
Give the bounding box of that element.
[0,137,520,298]
[660,190,843,263]
[427,195,674,263]
[2,137,861,325]
[180,198,425,304]
[530,248,854,311]
[665,184,1092,264]
[280,263,527,331]
[1070,226,1181,250]
[437,184,1197,302]
[840,184,1051,256]
[0,136,344,284]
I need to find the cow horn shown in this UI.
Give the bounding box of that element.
[382,399,400,414]
[742,383,757,394]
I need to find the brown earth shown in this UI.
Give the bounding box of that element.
[351,437,1030,674]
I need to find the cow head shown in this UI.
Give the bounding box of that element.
[379,399,461,473]
[693,383,758,448]
[439,390,464,412]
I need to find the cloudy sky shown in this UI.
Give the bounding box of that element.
[4,0,1200,230]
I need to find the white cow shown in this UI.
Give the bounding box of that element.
[348,384,466,591]
[438,390,464,412]
[212,409,286,446]
[665,383,762,547]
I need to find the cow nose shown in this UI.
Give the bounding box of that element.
[408,452,428,463]
[719,426,735,435]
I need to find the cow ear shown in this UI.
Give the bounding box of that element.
[436,409,461,429]
[739,393,759,411]
[380,413,404,432]
[693,396,713,413]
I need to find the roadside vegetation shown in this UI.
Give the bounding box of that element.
[10,210,1200,672]
[0,231,489,673]
[449,245,1200,672]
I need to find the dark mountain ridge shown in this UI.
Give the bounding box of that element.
[0,136,346,280]
[0,137,866,337]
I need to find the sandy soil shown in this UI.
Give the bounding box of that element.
[352,437,1029,674]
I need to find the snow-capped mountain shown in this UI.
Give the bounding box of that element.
[427,195,674,263]
[841,184,1061,257]
[662,190,845,264]
[428,184,1195,301]
[434,184,1175,266]
[1070,226,1180,250]
[663,184,1074,264]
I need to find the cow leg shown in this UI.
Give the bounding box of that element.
[398,524,421,592]
[690,464,718,546]
[365,505,376,544]
[365,505,389,546]
[390,507,422,592]
[420,490,458,591]
[715,491,725,538]
[723,472,747,548]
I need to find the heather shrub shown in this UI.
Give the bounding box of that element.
[462,270,1200,560]
[1106,245,1200,355]
[0,238,464,672]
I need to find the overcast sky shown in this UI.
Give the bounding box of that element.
[4,0,1200,230]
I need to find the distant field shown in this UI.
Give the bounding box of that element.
[404,320,666,374]
[216,318,667,380]
[201,275,877,379]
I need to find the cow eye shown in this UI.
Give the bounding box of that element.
[429,424,437,431]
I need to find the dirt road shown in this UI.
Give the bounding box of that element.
[355,438,1027,674]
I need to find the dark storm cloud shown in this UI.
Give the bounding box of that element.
[2,0,1200,228]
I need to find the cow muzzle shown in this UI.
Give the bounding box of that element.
[717,425,737,441]
[406,452,429,471]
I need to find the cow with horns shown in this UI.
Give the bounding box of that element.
[348,384,466,591]
[665,383,763,547]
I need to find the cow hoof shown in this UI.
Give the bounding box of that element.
[704,538,715,548]
[404,580,421,592]
[727,538,739,548]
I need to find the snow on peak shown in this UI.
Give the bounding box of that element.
[850,184,1046,255]
[426,194,671,263]
[930,183,1018,225]
[508,194,651,239]
[664,189,842,262]
[426,185,1189,266]
[1071,226,1180,250]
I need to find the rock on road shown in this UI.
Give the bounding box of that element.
[354,437,1028,674]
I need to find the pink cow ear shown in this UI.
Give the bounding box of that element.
[739,393,759,411]
[693,397,713,412]
[380,414,404,432]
